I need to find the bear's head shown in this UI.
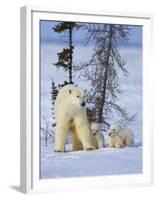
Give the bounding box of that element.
[91,122,100,136]
[107,124,122,137]
[68,86,87,108]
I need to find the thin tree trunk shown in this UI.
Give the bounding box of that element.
[45,133,48,147]
[98,25,113,123]
[69,27,73,84]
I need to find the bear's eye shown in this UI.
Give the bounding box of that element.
[76,95,80,98]
[113,129,115,131]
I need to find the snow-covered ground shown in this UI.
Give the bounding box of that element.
[40,42,142,179]
[40,140,142,179]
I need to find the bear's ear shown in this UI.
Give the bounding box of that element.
[68,89,72,94]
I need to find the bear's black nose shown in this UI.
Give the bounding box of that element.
[81,102,85,107]
[108,133,112,136]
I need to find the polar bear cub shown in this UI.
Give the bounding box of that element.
[54,84,95,152]
[107,124,134,148]
[108,133,124,148]
[91,122,105,149]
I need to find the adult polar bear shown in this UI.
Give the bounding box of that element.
[54,84,95,152]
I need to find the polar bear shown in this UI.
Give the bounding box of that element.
[91,122,105,149]
[54,84,95,152]
[107,124,134,148]
[108,133,124,148]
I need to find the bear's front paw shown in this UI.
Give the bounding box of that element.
[54,149,65,153]
[114,144,124,148]
[85,146,95,151]
[54,150,65,153]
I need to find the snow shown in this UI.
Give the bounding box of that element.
[40,42,142,179]
[40,141,142,179]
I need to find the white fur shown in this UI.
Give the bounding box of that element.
[91,122,105,149]
[54,84,95,152]
[107,124,134,147]
[108,134,124,148]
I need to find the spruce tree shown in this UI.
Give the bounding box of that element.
[50,79,58,128]
[53,22,80,84]
[51,79,58,111]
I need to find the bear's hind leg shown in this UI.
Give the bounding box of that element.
[76,125,95,151]
[125,134,134,146]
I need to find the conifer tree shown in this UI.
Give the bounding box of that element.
[50,79,58,129]
[51,79,58,112]
[53,22,80,84]
[79,24,132,128]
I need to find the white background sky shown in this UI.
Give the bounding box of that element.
[0,0,157,199]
